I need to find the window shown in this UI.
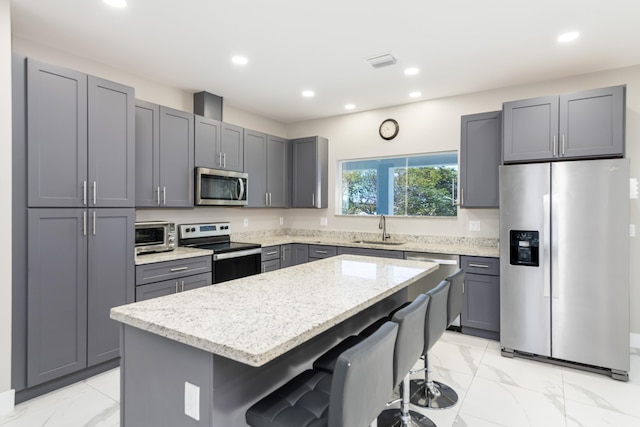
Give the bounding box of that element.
[340,152,458,217]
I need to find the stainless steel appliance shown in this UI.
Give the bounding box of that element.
[178,222,261,283]
[500,159,630,380]
[195,167,248,206]
[135,221,176,255]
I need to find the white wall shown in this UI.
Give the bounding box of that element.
[287,65,640,334]
[0,0,13,409]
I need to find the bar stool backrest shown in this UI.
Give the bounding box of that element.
[390,294,429,387]
[329,321,398,427]
[424,280,450,353]
[445,268,465,326]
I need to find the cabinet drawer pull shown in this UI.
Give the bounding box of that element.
[265,251,278,256]
[170,266,189,272]
[468,263,490,268]
[315,250,328,254]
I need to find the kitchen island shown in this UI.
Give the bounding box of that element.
[111,255,438,426]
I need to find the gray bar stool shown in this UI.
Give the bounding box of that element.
[246,321,398,427]
[377,293,436,427]
[408,279,452,410]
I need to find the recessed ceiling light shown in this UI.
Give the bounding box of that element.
[409,92,422,98]
[231,56,248,65]
[345,104,356,110]
[104,0,127,8]
[302,90,315,98]
[557,31,580,43]
[404,67,420,76]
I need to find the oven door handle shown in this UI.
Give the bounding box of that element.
[213,247,262,261]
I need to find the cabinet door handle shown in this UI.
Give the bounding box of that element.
[468,263,490,268]
[83,181,87,206]
[561,134,566,156]
[461,188,464,206]
[83,211,87,236]
[92,211,96,236]
[181,280,185,292]
[163,187,167,205]
[312,193,315,206]
[552,135,557,156]
[223,153,227,168]
[266,251,278,256]
[218,152,223,167]
[281,247,286,261]
[262,264,265,273]
[93,181,97,205]
[463,282,465,294]
[265,193,269,206]
[156,186,160,206]
[269,193,272,206]
[175,282,179,293]
[315,250,328,254]
[170,266,189,272]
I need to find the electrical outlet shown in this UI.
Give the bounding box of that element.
[243,218,249,227]
[320,217,328,226]
[184,382,200,421]
[279,217,284,225]
[631,224,636,237]
[469,221,481,231]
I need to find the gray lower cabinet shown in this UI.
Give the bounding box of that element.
[460,111,501,208]
[27,58,135,208]
[135,257,213,302]
[503,85,625,163]
[244,131,289,208]
[135,101,194,207]
[308,245,336,260]
[261,246,281,272]
[460,256,500,340]
[291,244,309,266]
[27,208,134,387]
[291,136,328,208]
[336,246,404,259]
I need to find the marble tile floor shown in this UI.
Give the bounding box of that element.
[1,331,639,427]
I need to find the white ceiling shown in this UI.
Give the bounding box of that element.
[10,0,640,123]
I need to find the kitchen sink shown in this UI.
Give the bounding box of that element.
[351,240,405,246]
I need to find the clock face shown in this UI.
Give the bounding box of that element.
[379,119,399,140]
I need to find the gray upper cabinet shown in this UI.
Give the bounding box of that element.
[460,111,501,208]
[244,130,289,208]
[244,129,268,207]
[27,209,88,386]
[194,115,221,169]
[87,209,135,367]
[27,208,135,386]
[27,59,135,208]
[195,117,243,171]
[27,60,87,208]
[220,123,244,172]
[291,136,328,208]
[503,85,625,163]
[135,102,194,207]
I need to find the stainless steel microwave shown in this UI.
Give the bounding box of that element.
[135,221,176,255]
[195,167,248,206]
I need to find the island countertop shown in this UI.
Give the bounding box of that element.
[111,255,438,367]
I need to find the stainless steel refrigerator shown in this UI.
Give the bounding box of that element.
[499,158,630,380]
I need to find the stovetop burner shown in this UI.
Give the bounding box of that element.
[177,222,261,254]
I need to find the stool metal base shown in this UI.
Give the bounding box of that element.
[377,408,436,427]
[409,379,458,409]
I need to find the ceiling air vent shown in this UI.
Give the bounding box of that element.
[365,53,397,68]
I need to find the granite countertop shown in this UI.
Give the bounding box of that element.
[242,235,499,258]
[111,255,438,366]
[134,247,214,265]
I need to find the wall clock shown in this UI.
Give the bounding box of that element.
[379,118,399,140]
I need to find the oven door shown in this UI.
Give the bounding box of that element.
[213,249,261,283]
[195,167,248,206]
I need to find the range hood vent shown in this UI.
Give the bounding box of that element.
[194,91,223,121]
[365,53,397,68]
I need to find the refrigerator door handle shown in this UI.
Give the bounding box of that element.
[543,193,552,298]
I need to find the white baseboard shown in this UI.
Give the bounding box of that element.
[0,388,15,416]
[631,333,640,349]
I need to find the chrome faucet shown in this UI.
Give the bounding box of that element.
[379,215,390,241]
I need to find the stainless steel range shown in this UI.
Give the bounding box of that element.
[178,222,262,284]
